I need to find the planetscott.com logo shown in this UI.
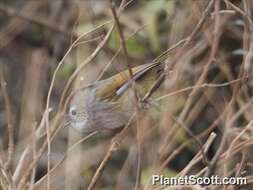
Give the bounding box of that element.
[152,175,247,186]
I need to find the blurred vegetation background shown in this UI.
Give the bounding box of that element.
[0,0,253,189]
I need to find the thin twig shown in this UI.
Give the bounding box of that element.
[16,120,68,190]
[156,77,249,102]
[34,131,98,187]
[204,0,252,178]
[178,132,216,177]
[143,0,215,105]
[111,0,132,78]
[172,117,211,171]
[87,112,136,190]
[29,122,37,190]
[110,1,141,189]
[224,0,253,30]
[224,120,253,177]
[0,69,14,171]
[153,38,187,63]
[14,20,111,187]
[58,23,114,109]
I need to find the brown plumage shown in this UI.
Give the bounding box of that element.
[68,62,164,132]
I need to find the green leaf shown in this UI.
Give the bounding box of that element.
[108,30,147,58]
[126,37,146,57]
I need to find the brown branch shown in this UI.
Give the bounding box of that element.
[13,20,112,184]
[158,0,219,161]
[110,1,142,189]
[179,0,220,126]
[16,118,68,190]
[10,4,110,188]
[110,0,133,78]
[202,0,227,177]
[87,113,136,190]
[143,133,216,189]
[58,23,114,109]
[34,131,98,187]
[0,69,14,171]
[87,142,118,190]
[156,76,249,102]
[178,132,216,177]
[153,38,188,63]
[172,117,211,171]
[224,0,253,30]
[207,0,253,180]
[223,119,253,177]
[143,0,215,103]
[166,0,215,70]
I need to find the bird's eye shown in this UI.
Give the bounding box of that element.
[70,107,77,116]
[71,110,76,116]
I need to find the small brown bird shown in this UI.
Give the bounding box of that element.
[68,62,164,132]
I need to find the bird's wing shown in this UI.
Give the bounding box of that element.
[95,62,162,101]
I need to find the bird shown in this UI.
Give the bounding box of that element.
[68,62,164,132]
